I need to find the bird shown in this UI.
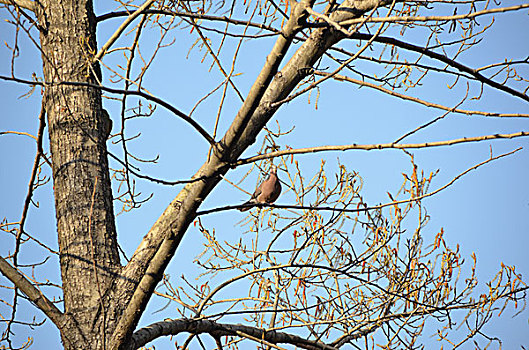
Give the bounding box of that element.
[102,109,112,140]
[239,165,281,211]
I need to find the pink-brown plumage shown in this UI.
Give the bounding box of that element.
[239,165,281,211]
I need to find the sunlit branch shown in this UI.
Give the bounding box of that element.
[271,3,394,108]
[198,147,521,216]
[3,0,528,347]
[219,0,309,150]
[0,131,37,140]
[331,286,529,346]
[116,14,147,213]
[96,9,281,35]
[312,71,529,118]
[339,3,529,26]
[306,7,352,37]
[192,259,484,328]
[143,266,520,349]
[234,131,528,166]
[93,0,157,62]
[1,102,52,346]
[16,104,47,242]
[179,2,244,102]
[0,0,35,12]
[0,256,64,328]
[1,224,58,255]
[477,58,529,72]
[131,318,338,350]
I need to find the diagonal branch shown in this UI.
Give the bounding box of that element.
[218,0,312,156]
[179,2,245,102]
[349,33,529,102]
[0,256,64,328]
[108,1,404,349]
[312,71,529,118]
[339,3,529,26]
[96,9,281,36]
[198,147,522,217]
[108,3,311,347]
[0,0,35,12]
[93,0,157,62]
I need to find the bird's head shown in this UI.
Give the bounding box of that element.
[270,164,278,174]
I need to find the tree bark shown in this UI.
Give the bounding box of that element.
[35,0,120,348]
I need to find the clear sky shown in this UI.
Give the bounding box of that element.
[1,1,528,349]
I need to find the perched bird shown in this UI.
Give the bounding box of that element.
[239,165,281,211]
[102,109,112,140]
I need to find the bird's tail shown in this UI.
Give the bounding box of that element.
[238,201,253,211]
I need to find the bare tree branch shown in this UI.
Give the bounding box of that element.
[339,3,529,26]
[109,1,396,348]
[234,131,529,166]
[0,256,64,328]
[3,0,527,348]
[350,33,529,102]
[93,0,157,62]
[0,0,35,12]
[0,74,215,145]
[96,9,281,36]
[131,318,338,350]
[312,71,529,118]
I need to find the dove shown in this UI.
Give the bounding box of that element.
[239,165,281,211]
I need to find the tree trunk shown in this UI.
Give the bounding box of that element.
[35,0,120,348]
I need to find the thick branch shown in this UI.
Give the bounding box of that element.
[0,0,35,12]
[130,318,337,350]
[109,1,402,349]
[0,256,64,328]
[108,3,308,346]
[219,0,311,157]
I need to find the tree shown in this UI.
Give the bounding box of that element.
[0,0,528,348]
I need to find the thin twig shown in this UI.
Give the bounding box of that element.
[312,71,529,118]
[0,74,215,145]
[233,131,529,166]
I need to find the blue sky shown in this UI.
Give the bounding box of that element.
[1,1,528,348]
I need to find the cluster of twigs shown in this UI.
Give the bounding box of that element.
[152,151,527,348]
[1,0,528,348]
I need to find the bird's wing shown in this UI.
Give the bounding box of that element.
[256,173,281,203]
[251,182,263,200]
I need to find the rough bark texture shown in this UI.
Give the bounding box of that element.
[35,0,120,348]
[130,318,335,350]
